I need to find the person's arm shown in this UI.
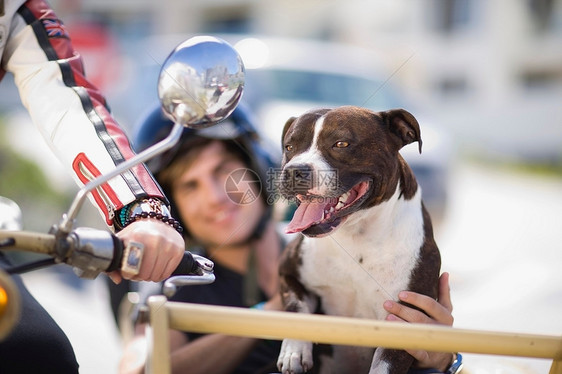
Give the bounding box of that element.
[3,0,183,281]
[383,272,456,372]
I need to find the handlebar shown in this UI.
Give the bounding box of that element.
[0,225,215,339]
[0,227,214,284]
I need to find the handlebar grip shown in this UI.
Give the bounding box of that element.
[171,251,201,276]
[106,237,202,276]
[106,235,125,273]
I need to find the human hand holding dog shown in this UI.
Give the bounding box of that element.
[383,272,454,372]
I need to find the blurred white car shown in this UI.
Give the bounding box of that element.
[231,36,399,145]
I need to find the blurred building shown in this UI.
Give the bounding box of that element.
[48,0,562,163]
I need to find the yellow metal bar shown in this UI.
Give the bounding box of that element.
[166,302,562,360]
[550,359,562,374]
[146,296,171,374]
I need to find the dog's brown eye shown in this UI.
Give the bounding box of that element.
[285,144,294,152]
[334,141,349,148]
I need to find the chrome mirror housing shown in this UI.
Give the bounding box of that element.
[158,35,245,129]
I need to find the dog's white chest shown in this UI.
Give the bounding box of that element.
[298,238,413,319]
[297,193,424,319]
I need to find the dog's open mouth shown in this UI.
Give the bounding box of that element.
[286,180,372,237]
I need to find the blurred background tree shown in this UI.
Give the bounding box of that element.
[0,119,71,232]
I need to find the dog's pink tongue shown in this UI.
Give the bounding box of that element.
[286,200,325,233]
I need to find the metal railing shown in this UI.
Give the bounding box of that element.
[145,296,562,374]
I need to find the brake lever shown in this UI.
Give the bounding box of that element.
[119,254,215,331]
[162,254,215,298]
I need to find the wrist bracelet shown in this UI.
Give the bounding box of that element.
[117,197,170,228]
[116,198,183,234]
[124,211,183,234]
[251,301,266,310]
[445,353,463,374]
[407,353,462,374]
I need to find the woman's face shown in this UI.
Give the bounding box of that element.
[171,140,265,248]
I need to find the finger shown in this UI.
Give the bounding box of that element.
[154,237,184,281]
[134,238,158,281]
[160,254,182,281]
[438,272,453,312]
[383,299,433,324]
[384,312,405,323]
[383,303,447,370]
[148,236,183,282]
[158,226,185,279]
[135,222,184,281]
[108,271,122,284]
[148,248,170,282]
[117,226,146,280]
[397,291,453,326]
[116,220,184,281]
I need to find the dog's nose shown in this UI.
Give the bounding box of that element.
[282,164,314,193]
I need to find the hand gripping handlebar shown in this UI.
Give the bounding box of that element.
[0,227,215,297]
[62,227,215,294]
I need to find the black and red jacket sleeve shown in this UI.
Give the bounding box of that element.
[1,0,167,228]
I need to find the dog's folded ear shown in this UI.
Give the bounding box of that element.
[383,109,423,154]
[282,116,298,143]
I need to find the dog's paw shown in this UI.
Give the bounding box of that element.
[277,339,314,373]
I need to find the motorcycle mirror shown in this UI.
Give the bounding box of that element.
[0,197,23,231]
[158,35,245,129]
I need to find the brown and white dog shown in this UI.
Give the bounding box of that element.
[276,106,441,374]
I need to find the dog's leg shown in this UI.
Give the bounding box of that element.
[277,270,319,373]
[277,288,318,373]
[277,235,320,373]
[278,339,314,374]
[369,348,414,374]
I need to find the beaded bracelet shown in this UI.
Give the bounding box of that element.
[118,204,133,227]
[251,301,266,310]
[123,211,183,234]
[115,197,183,234]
